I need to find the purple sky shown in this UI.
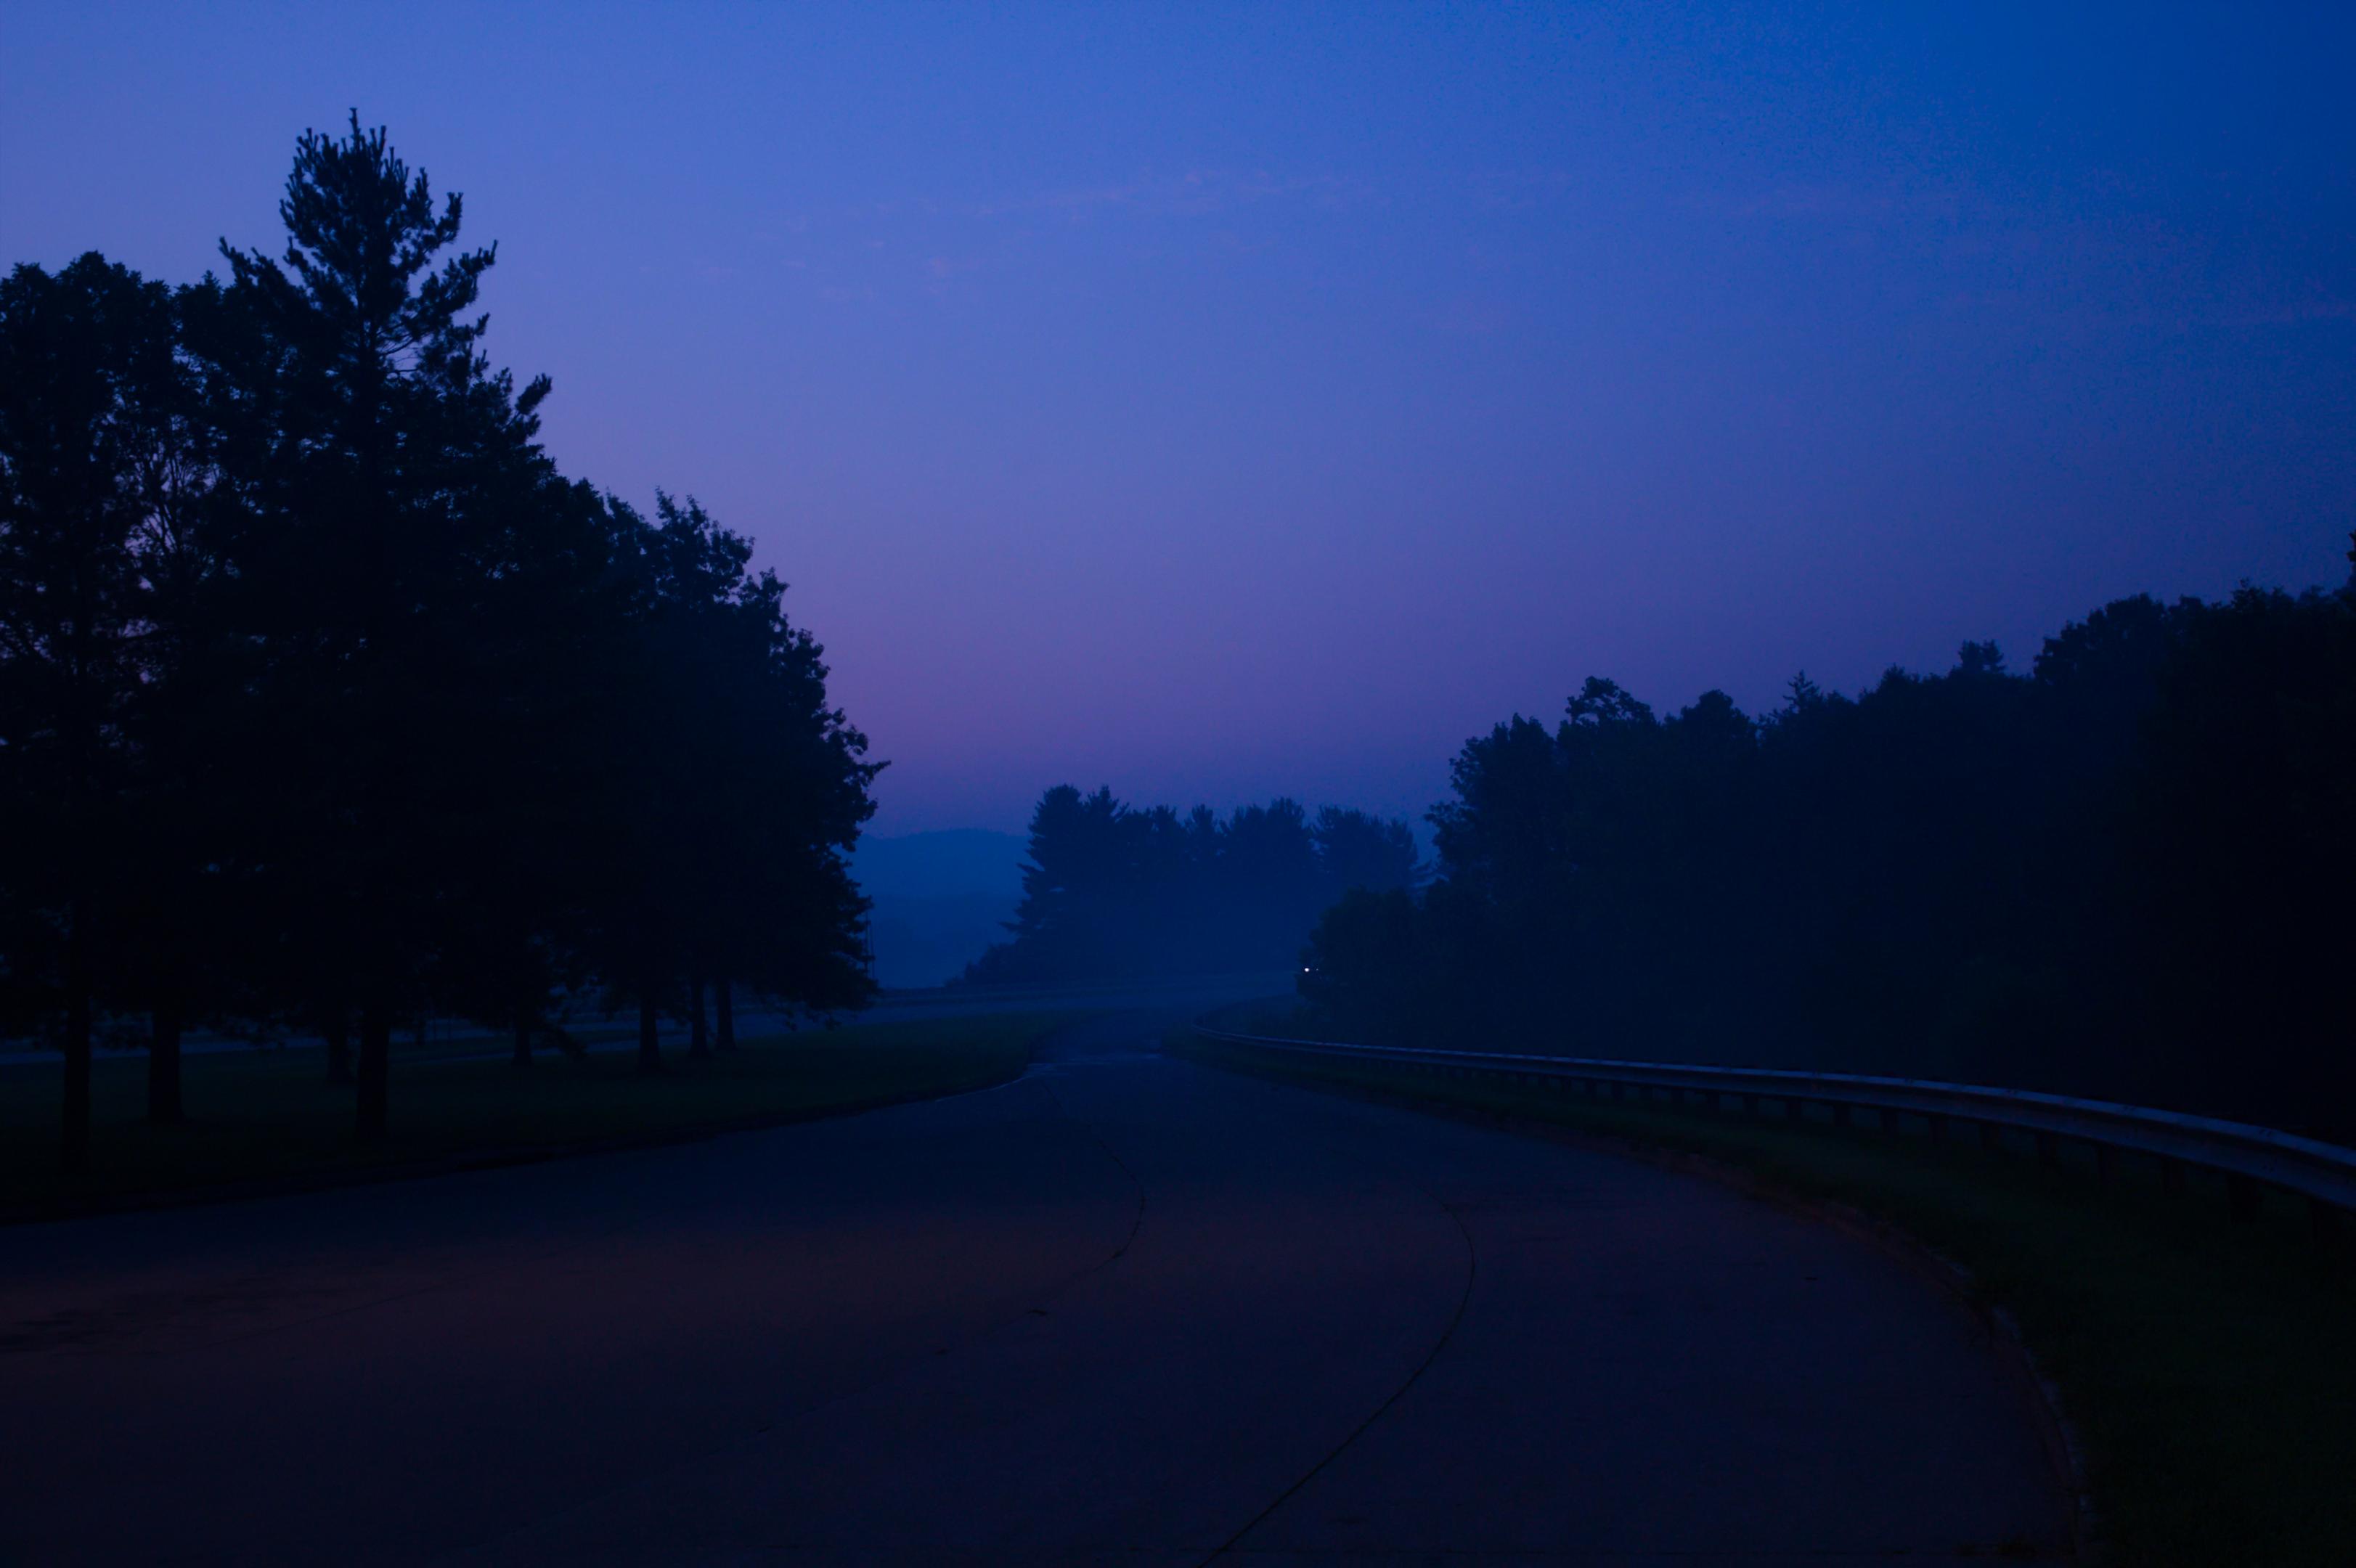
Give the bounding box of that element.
[6,4,2351,833]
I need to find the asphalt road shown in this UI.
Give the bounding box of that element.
[1,1006,2070,1566]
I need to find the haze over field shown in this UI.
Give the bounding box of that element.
[852,830,1023,987]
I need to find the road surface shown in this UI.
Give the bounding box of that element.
[1,1005,2070,1565]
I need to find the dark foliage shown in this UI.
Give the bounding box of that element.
[964,787,1419,984]
[1305,587,2356,1141]
[1,118,877,1161]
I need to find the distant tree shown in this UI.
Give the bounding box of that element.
[965,787,1418,984]
[1311,807,1421,899]
[1218,799,1323,967]
[982,785,1131,981]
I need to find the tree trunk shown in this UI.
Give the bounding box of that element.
[147,1000,184,1125]
[325,1015,354,1085]
[637,988,661,1075]
[60,907,91,1175]
[356,1008,391,1140]
[715,979,735,1051]
[688,973,710,1060]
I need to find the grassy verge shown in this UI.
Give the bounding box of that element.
[1181,1032,2356,1568]
[4,1011,1072,1220]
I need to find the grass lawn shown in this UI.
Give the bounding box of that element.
[1181,1032,2356,1568]
[4,1010,1073,1220]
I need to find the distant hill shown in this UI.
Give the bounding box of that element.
[851,830,1027,988]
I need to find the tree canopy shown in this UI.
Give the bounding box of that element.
[964,786,1419,984]
[1303,587,2356,1141]
[1,117,878,1161]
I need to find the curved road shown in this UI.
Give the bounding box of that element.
[1,1007,2069,1565]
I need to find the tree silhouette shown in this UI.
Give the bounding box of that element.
[0,254,178,1167]
[198,115,577,1135]
[1309,594,2356,1140]
[1311,807,1422,900]
[966,786,1419,984]
[1,118,881,1156]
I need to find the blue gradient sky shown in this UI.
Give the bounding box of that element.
[5,4,2350,832]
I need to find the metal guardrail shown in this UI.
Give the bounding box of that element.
[1194,1028,2356,1236]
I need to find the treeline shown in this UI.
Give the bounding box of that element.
[0,119,877,1166]
[966,786,1419,984]
[1305,584,2356,1140]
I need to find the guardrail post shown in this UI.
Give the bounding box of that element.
[1978,1122,2002,1152]
[1830,1103,1852,1129]
[2311,1199,2344,1246]
[2035,1131,2060,1167]
[1927,1114,1949,1143]
[2159,1156,2185,1195]
[1743,1093,1760,1116]
[1783,1097,1801,1123]
[2227,1173,2261,1224]
[2094,1143,2117,1183]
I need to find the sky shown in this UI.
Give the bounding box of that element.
[4,3,2351,834]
